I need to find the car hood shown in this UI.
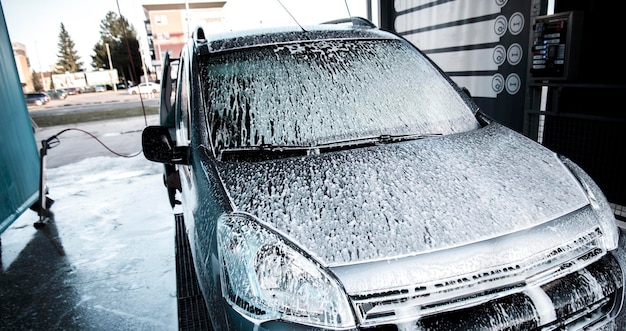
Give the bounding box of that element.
[215,123,590,267]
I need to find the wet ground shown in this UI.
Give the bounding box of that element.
[1,114,179,330]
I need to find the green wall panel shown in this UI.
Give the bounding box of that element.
[0,2,40,234]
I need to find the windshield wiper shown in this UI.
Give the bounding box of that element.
[379,133,442,143]
[218,133,442,162]
[316,133,442,149]
[224,144,315,153]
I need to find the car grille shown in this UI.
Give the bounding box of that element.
[350,228,624,330]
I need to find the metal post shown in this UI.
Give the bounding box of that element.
[34,41,45,90]
[138,37,149,84]
[185,0,191,40]
[34,139,49,228]
[106,43,117,91]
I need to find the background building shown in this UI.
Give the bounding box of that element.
[12,42,33,92]
[142,0,226,80]
[11,42,55,92]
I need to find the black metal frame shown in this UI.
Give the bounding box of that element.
[524,84,626,220]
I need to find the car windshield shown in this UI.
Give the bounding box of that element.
[201,38,480,155]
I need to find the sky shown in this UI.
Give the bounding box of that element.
[1,0,373,73]
[2,0,147,72]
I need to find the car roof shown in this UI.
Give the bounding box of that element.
[196,19,401,54]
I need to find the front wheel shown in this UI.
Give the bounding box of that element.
[35,100,43,106]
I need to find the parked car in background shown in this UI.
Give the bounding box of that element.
[82,86,96,93]
[127,82,159,95]
[46,89,67,100]
[65,87,79,95]
[95,85,106,92]
[24,92,50,106]
[142,19,625,330]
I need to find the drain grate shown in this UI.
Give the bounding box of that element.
[175,213,212,330]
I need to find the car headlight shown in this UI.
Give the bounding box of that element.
[560,155,619,251]
[217,213,355,329]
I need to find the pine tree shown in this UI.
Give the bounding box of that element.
[92,11,145,84]
[55,23,83,73]
[32,70,43,92]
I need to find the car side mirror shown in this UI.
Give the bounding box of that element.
[142,126,189,165]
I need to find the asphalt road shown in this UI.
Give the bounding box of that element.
[31,90,160,168]
[35,115,159,168]
[28,89,159,115]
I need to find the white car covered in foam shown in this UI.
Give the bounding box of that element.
[142,18,626,330]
